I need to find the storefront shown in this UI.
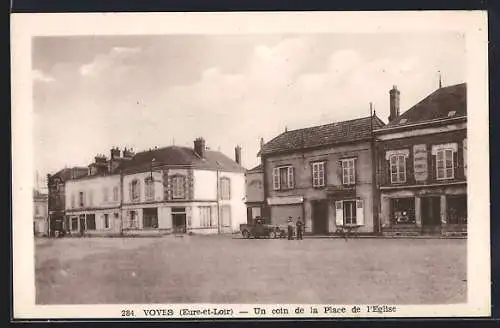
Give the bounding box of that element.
[268,196,304,227]
[380,183,467,235]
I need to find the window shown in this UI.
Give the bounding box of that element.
[200,206,213,228]
[447,195,467,225]
[390,154,406,183]
[145,177,155,201]
[79,192,85,207]
[131,180,140,201]
[143,208,158,228]
[221,205,232,227]
[272,166,294,190]
[128,211,138,229]
[86,214,96,231]
[171,175,186,199]
[103,214,109,229]
[220,177,231,200]
[341,158,356,185]
[113,186,119,201]
[437,149,454,179]
[71,217,78,231]
[343,200,357,225]
[103,187,109,202]
[71,194,75,208]
[390,198,416,225]
[312,161,325,187]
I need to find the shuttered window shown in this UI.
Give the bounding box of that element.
[272,166,295,190]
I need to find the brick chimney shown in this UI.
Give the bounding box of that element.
[388,85,401,123]
[194,137,206,158]
[123,147,135,160]
[110,147,121,159]
[235,145,242,165]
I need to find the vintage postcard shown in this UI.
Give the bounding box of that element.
[11,11,490,319]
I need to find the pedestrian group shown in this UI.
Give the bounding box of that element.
[287,216,304,240]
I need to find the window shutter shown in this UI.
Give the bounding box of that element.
[288,167,295,189]
[335,201,343,226]
[356,200,364,226]
[386,160,391,184]
[405,155,411,183]
[273,168,280,190]
[463,139,467,179]
[431,154,437,181]
[337,161,343,185]
[453,150,458,179]
[323,162,328,186]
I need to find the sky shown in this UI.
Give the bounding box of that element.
[32,32,465,185]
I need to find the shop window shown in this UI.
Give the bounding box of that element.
[390,198,416,225]
[128,211,138,229]
[447,195,467,224]
[343,200,357,225]
[71,217,78,231]
[143,208,158,228]
[86,214,96,231]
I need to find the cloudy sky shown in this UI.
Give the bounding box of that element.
[32,33,465,181]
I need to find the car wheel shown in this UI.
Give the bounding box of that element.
[269,231,276,239]
[242,230,250,239]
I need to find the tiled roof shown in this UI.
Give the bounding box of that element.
[382,83,466,128]
[121,146,246,173]
[260,115,385,156]
[51,167,88,181]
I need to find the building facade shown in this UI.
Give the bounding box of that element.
[47,166,88,236]
[245,163,265,224]
[374,83,467,236]
[64,139,246,236]
[260,116,385,235]
[33,189,48,236]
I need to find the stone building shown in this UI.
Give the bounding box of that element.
[373,83,467,236]
[245,163,265,223]
[259,115,385,235]
[47,166,88,236]
[64,139,247,236]
[33,189,48,236]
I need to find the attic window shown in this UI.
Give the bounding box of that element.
[399,118,407,124]
[448,111,456,117]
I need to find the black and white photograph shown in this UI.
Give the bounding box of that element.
[12,11,490,319]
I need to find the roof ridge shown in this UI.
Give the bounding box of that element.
[275,115,375,135]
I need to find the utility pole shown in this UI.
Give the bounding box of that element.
[370,103,381,235]
[216,161,221,235]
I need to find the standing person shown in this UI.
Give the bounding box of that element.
[287,217,294,240]
[296,217,304,240]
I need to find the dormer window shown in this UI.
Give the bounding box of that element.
[448,111,456,117]
[399,118,407,124]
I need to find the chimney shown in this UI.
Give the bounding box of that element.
[194,137,206,158]
[123,147,135,159]
[388,85,400,122]
[260,137,264,150]
[235,145,242,165]
[110,147,121,159]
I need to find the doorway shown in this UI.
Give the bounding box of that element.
[312,200,329,235]
[421,196,441,233]
[79,215,86,235]
[172,207,187,233]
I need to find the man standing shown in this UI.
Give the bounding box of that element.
[287,217,294,240]
[296,217,304,240]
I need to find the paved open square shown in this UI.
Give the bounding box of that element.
[35,236,467,305]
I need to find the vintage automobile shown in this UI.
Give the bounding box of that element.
[239,218,287,239]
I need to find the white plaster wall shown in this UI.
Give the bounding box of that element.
[123,171,163,203]
[193,169,217,200]
[65,175,121,210]
[219,171,246,232]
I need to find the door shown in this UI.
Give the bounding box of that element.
[172,214,186,233]
[79,215,86,234]
[421,196,441,233]
[312,200,329,235]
